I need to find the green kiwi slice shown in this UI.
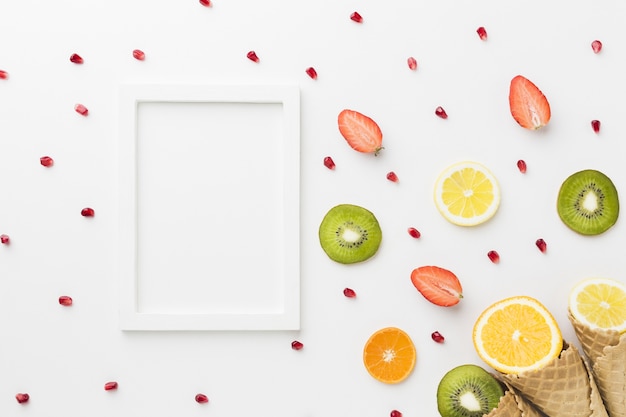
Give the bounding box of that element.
[437,364,504,417]
[557,169,619,235]
[318,204,382,264]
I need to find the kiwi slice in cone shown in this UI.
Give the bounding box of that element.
[557,169,619,235]
[437,364,504,417]
[318,204,382,264]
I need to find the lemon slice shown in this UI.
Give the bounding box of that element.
[473,296,563,374]
[569,277,626,333]
[434,161,500,226]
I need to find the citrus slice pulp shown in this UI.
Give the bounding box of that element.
[363,327,416,384]
[569,277,626,333]
[472,296,563,374]
[434,161,500,226]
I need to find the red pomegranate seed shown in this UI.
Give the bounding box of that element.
[517,159,527,173]
[431,331,445,343]
[350,11,363,23]
[435,106,448,119]
[70,53,84,64]
[591,40,603,54]
[0,234,9,244]
[0,70,8,79]
[476,26,488,40]
[591,120,601,133]
[386,171,399,182]
[323,156,335,170]
[199,0,212,6]
[343,287,356,298]
[291,340,304,350]
[407,227,421,239]
[132,49,145,61]
[305,67,318,79]
[246,51,259,63]
[407,57,417,70]
[81,207,95,217]
[390,410,403,417]
[535,238,547,253]
[487,250,500,264]
[59,296,73,306]
[74,104,88,116]
[104,381,118,391]
[15,393,29,404]
[40,156,54,167]
[195,393,209,403]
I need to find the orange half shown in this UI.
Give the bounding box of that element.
[363,327,416,384]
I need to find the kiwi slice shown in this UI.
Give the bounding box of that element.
[557,169,619,235]
[437,364,504,417]
[318,204,382,264]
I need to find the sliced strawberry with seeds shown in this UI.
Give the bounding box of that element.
[509,75,551,130]
[337,109,383,155]
[410,265,463,307]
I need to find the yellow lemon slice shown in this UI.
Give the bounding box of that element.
[363,327,416,384]
[473,296,563,374]
[434,161,500,226]
[569,277,626,333]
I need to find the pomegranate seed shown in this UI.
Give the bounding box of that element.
[407,57,417,70]
[195,393,209,403]
[81,207,95,217]
[407,227,421,239]
[59,296,73,306]
[291,340,304,350]
[246,51,259,63]
[591,40,603,54]
[104,381,118,391]
[535,238,547,253]
[0,234,9,244]
[476,26,488,40]
[487,250,500,264]
[199,0,212,6]
[350,11,363,23]
[431,331,445,343]
[435,106,448,119]
[69,53,83,64]
[40,156,54,167]
[390,411,403,417]
[74,104,88,116]
[591,120,601,133]
[0,70,8,79]
[343,287,356,298]
[15,393,29,404]
[323,156,335,170]
[517,159,527,173]
[386,171,399,182]
[305,67,318,79]
[132,49,145,61]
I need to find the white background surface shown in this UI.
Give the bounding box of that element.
[1,0,626,416]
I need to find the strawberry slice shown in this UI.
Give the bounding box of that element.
[410,266,463,307]
[509,75,551,130]
[338,109,383,155]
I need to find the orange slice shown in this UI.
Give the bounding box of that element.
[569,277,626,332]
[472,296,563,374]
[363,327,416,384]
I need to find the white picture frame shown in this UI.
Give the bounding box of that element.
[118,84,300,331]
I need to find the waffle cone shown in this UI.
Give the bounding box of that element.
[485,381,546,417]
[499,341,607,417]
[569,311,626,417]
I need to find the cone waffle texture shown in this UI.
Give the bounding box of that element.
[485,381,546,417]
[500,341,608,417]
[569,311,626,417]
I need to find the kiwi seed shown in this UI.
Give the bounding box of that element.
[557,169,619,235]
[437,364,504,417]
[318,204,382,264]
